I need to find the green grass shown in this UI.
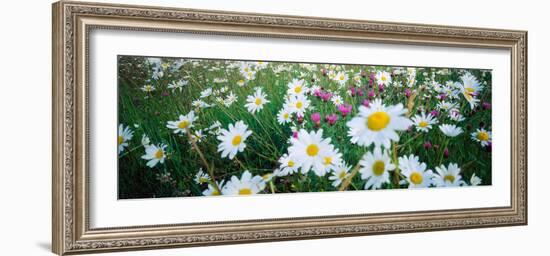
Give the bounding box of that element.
[117,56,492,199]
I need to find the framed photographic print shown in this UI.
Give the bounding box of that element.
[52,1,527,255]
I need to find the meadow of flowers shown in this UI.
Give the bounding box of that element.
[117,55,492,199]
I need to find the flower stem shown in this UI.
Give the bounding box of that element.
[234,157,247,170]
[269,180,276,194]
[118,144,144,158]
[339,163,361,191]
[438,139,449,165]
[185,127,221,193]
[392,142,401,187]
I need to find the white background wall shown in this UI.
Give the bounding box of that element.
[0,0,547,255]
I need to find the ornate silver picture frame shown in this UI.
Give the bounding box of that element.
[52,1,527,255]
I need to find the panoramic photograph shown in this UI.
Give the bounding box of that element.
[117,55,492,199]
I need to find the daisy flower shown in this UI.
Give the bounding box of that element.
[194,168,211,184]
[244,71,256,80]
[151,69,163,80]
[411,112,437,133]
[160,62,170,70]
[190,130,205,144]
[399,154,434,188]
[166,111,197,134]
[449,109,465,122]
[223,92,238,107]
[286,94,310,116]
[167,79,188,92]
[117,124,133,154]
[213,77,227,83]
[406,68,416,87]
[287,129,335,175]
[287,78,308,95]
[471,128,492,147]
[316,146,342,176]
[261,172,275,183]
[147,57,161,67]
[215,96,224,105]
[353,74,362,84]
[239,63,253,74]
[141,134,150,147]
[437,101,458,111]
[470,173,482,186]
[439,124,463,137]
[202,181,224,196]
[359,147,396,189]
[206,121,222,135]
[331,95,344,106]
[333,71,349,86]
[346,98,412,148]
[141,143,167,168]
[433,163,464,187]
[217,121,253,159]
[457,72,483,109]
[327,69,336,80]
[329,163,351,187]
[222,171,266,195]
[199,88,213,98]
[245,88,269,114]
[141,84,155,93]
[255,60,268,69]
[278,153,300,176]
[277,108,292,125]
[375,71,392,86]
[237,79,246,87]
[192,99,211,109]
[310,84,321,94]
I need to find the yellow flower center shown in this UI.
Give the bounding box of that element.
[418,121,428,128]
[287,160,295,167]
[238,79,244,84]
[211,190,221,196]
[323,156,332,166]
[294,86,302,93]
[199,177,209,183]
[367,111,391,131]
[306,144,319,157]
[232,135,242,146]
[464,87,475,101]
[381,76,387,82]
[262,173,271,180]
[154,149,164,159]
[296,101,303,109]
[477,132,489,141]
[238,188,252,195]
[410,172,423,185]
[372,160,386,176]
[255,98,262,106]
[117,135,124,146]
[339,75,345,81]
[444,175,455,183]
[283,113,289,119]
[178,120,190,129]
[339,171,347,179]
